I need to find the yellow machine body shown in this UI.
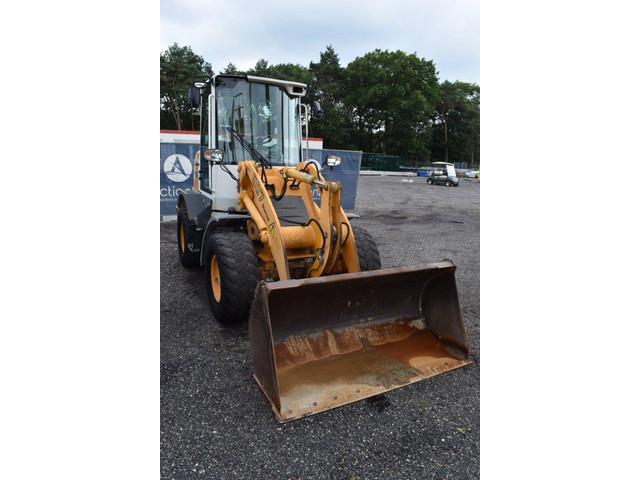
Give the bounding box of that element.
[237,160,359,282]
[237,160,471,422]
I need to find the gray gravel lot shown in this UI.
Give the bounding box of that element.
[161,175,480,479]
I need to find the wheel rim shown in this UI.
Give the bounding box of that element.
[179,222,186,253]
[210,255,222,302]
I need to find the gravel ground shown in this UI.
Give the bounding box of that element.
[161,175,480,479]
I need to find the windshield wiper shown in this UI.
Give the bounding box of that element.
[226,126,272,169]
[226,126,288,200]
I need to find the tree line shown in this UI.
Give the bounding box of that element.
[161,43,479,166]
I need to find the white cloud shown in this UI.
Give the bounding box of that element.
[160,0,479,83]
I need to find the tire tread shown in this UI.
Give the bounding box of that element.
[206,232,260,324]
[352,225,381,271]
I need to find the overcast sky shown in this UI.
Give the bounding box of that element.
[160,0,479,84]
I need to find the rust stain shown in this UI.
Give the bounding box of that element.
[274,319,423,370]
[249,261,472,422]
[273,327,470,421]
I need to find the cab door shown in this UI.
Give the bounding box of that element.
[197,84,214,200]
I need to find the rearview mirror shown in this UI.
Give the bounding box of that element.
[325,155,341,168]
[187,86,200,108]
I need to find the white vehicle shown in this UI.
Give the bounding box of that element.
[426,162,459,186]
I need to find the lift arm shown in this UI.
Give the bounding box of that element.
[237,161,358,280]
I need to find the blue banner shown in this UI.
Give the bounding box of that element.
[160,143,198,217]
[160,142,361,218]
[306,149,362,210]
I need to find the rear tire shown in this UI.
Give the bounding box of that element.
[352,226,381,271]
[427,178,433,185]
[177,206,200,268]
[204,232,260,324]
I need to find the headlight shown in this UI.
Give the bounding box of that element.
[205,149,223,163]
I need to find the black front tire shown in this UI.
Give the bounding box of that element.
[352,225,381,271]
[177,206,200,268]
[204,232,260,324]
[427,178,433,185]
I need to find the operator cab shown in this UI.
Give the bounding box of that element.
[188,75,307,210]
[215,75,305,167]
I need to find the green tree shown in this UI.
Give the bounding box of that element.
[432,81,480,166]
[247,60,311,86]
[308,46,354,148]
[342,50,440,163]
[160,43,213,130]
[221,62,242,74]
[159,44,480,164]
[250,59,270,76]
[247,60,314,110]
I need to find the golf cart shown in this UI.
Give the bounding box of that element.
[426,162,459,187]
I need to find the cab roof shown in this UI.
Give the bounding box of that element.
[214,74,307,97]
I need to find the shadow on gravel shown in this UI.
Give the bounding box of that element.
[180,269,209,304]
[366,394,392,412]
[219,325,249,340]
[366,212,410,225]
[367,211,448,225]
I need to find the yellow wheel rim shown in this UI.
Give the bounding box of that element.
[210,255,221,302]
[179,222,186,253]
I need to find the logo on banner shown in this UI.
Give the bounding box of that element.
[163,154,192,183]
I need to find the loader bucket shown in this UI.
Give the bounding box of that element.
[249,260,471,422]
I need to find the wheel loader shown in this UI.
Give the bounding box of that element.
[176,74,471,422]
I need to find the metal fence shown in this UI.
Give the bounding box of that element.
[361,153,401,171]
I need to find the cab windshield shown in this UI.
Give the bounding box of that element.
[215,76,302,166]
